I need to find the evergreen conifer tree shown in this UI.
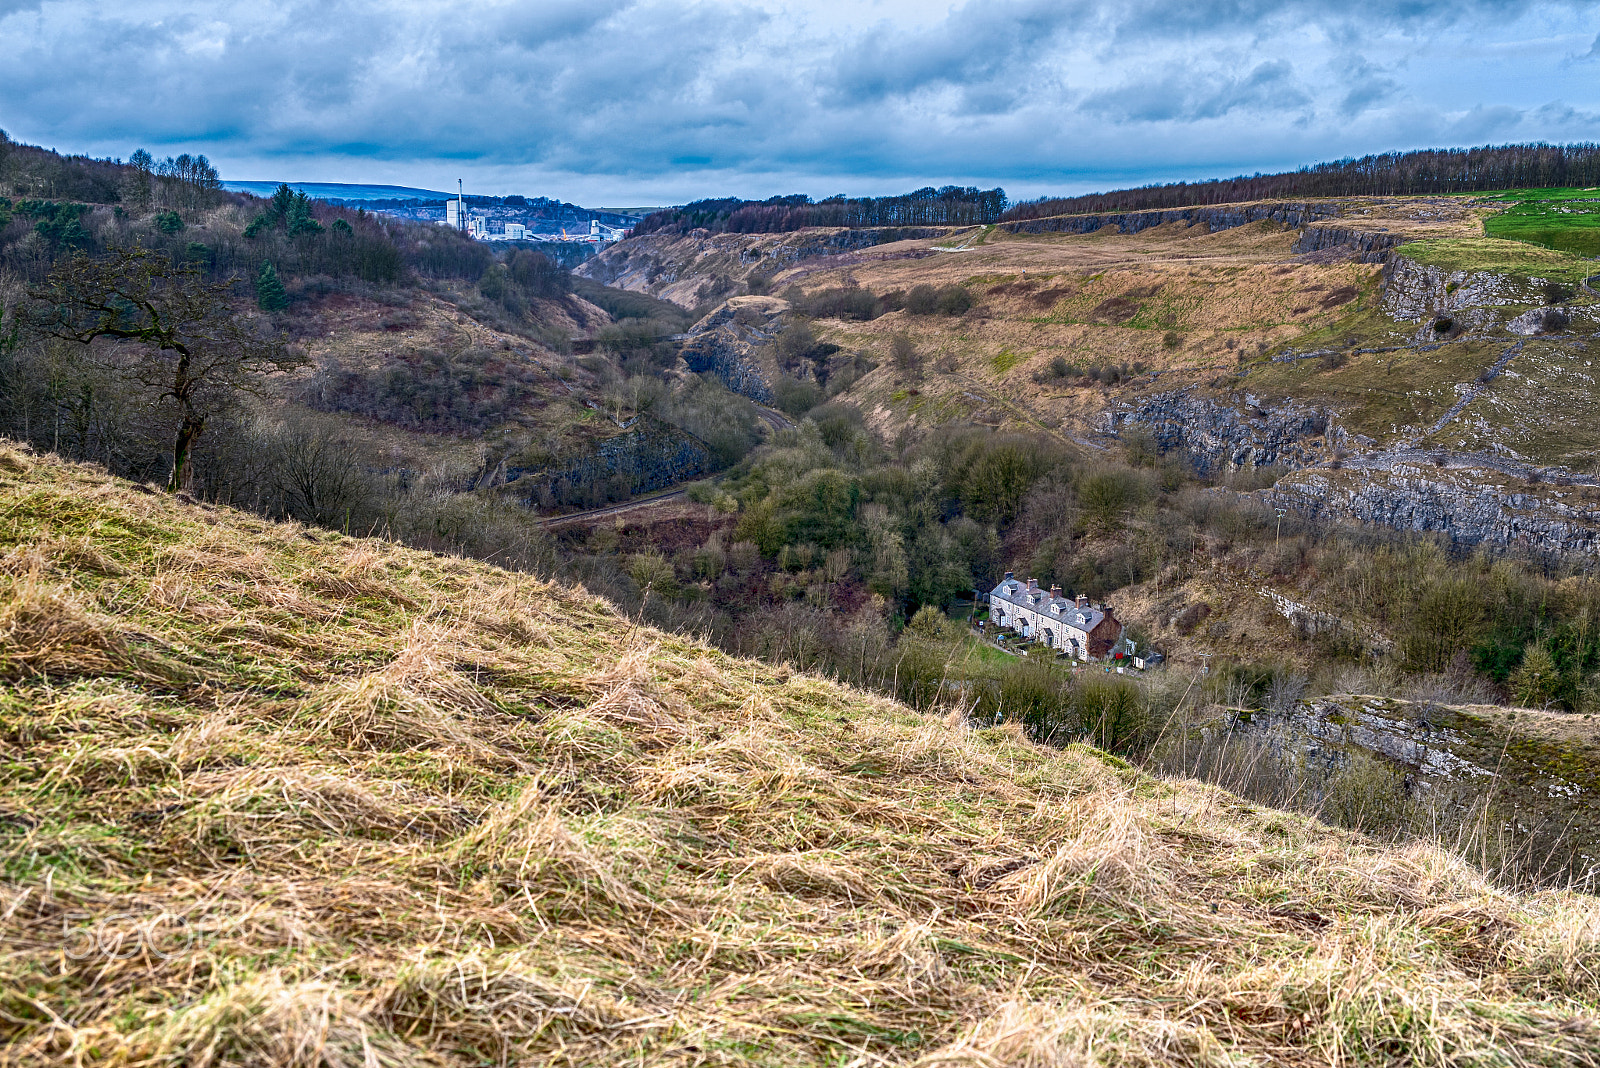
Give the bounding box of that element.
[256,262,288,311]
[269,183,295,223]
[286,191,323,236]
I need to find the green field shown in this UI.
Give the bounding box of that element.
[1484,197,1600,259]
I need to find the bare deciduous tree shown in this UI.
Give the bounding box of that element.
[28,244,304,491]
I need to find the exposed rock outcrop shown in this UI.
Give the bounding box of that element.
[505,419,714,506]
[1000,201,1341,238]
[745,226,949,265]
[1508,306,1574,336]
[1112,388,1331,475]
[576,226,950,305]
[1236,694,1600,876]
[1291,225,1402,262]
[676,296,784,405]
[1114,387,1600,555]
[1265,460,1600,556]
[1381,256,1551,322]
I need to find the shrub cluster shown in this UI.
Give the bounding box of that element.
[1033,355,1147,385]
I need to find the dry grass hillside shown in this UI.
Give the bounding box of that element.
[4,441,1600,1067]
[280,284,621,472]
[587,198,1599,464]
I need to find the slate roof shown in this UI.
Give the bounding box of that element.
[989,579,1106,633]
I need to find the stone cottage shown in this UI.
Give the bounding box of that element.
[989,572,1123,661]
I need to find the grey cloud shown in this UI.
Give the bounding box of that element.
[1445,103,1525,141]
[1081,60,1310,123]
[1334,58,1401,118]
[1098,0,1538,46]
[0,0,1594,201]
[491,1,631,48]
[827,0,1088,103]
[1531,100,1600,133]
[1339,77,1400,118]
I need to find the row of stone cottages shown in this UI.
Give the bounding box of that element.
[985,572,1142,663]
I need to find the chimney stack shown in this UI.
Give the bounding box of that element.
[1028,578,1038,590]
[1076,593,1089,609]
[1050,585,1062,599]
[1004,571,1014,581]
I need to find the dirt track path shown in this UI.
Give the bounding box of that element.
[538,489,689,528]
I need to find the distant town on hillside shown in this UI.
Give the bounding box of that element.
[223,179,644,245]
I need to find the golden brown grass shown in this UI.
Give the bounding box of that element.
[2,440,1598,1066]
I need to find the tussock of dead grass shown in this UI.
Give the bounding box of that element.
[174,766,444,864]
[3,445,1600,1067]
[377,953,636,1058]
[132,975,421,1068]
[293,619,518,766]
[1001,792,1162,914]
[917,999,1235,1068]
[0,569,131,681]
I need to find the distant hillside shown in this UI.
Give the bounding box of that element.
[0,134,775,560]
[635,186,1007,236]
[223,180,453,201]
[1006,141,1600,220]
[2,441,1598,1066]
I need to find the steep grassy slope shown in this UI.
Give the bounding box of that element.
[3,442,1600,1066]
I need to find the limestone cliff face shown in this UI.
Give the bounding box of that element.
[1291,225,1402,262]
[576,227,948,306]
[1113,389,1331,476]
[1113,386,1600,554]
[505,419,714,505]
[1236,694,1600,876]
[676,297,784,405]
[1265,461,1600,556]
[999,201,1341,238]
[1381,256,1551,322]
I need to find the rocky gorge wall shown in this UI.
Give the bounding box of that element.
[1235,694,1599,883]
[504,419,714,508]
[1381,256,1553,322]
[741,226,949,265]
[1000,201,1341,238]
[676,298,783,405]
[1111,385,1600,555]
[576,226,950,299]
[1265,461,1600,557]
[1291,225,1402,262]
[1112,388,1332,475]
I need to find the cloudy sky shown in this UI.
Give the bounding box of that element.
[1,0,1598,205]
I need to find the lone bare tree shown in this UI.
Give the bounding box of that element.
[28,244,303,491]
